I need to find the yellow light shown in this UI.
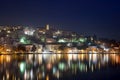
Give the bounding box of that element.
[46,75,49,80]
[7,30,11,33]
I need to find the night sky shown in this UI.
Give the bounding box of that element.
[0,0,120,40]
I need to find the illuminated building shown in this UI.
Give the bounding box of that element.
[46,24,49,30]
[24,27,35,36]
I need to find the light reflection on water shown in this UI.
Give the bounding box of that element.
[0,53,120,80]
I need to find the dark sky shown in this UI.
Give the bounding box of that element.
[0,0,120,40]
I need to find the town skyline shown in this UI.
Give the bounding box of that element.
[0,24,119,41]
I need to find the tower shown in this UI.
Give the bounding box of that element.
[46,24,49,30]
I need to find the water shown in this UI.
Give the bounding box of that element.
[0,53,120,80]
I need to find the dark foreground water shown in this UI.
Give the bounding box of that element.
[0,53,120,80]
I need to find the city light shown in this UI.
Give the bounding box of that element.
[20,62,26,73]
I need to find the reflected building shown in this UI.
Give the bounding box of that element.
[0,53,120,80]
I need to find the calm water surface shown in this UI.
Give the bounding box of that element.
[0,53,120,80]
